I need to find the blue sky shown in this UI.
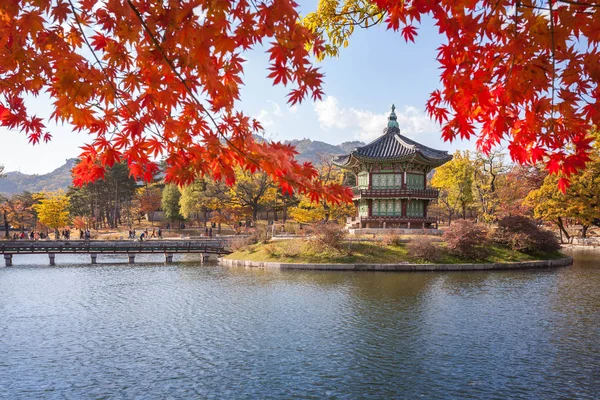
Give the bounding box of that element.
[1,1,476,174]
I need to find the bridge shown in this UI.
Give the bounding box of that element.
[0,240,231,266]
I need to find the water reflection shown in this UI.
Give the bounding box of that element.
[0,251,598,399]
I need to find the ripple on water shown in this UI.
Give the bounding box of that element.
[0,252,599,399]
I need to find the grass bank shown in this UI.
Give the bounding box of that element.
[225,238,565,265]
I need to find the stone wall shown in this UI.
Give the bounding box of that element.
[219,257,573,272]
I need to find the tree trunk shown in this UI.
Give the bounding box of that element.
[3,210,9,239]
[556,217,570,243]
[582,225,589,239]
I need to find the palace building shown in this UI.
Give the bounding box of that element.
[333,105,452,229]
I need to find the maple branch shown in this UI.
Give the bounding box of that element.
[125,0,259,168]
[556,0,600,6]
[67,0,167,148]
[549,0,556,135]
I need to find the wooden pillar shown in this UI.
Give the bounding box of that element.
[4,254,12,267]
[402,199,407,217]
[165,253,173,263]
[368,199,373,217]
[128,254,135,264]
[91,254,97,264]
[48,253,55,266]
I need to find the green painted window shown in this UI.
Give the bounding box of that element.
[358,172,369,188]
[372,173,402,189]
[371,199,404,216]
[406,200,424,217]
[358,200,369,216]
[406,173,424,189]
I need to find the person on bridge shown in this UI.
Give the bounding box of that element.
[157,229,162,239]
[209,227,213,238]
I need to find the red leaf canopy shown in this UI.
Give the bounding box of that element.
[0,0,351,204]
[372,0,600,192]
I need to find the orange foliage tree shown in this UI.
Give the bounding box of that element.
[0,0,350,204]
[2,0,598,196]
[305,0,600,192]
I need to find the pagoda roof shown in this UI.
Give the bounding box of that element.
[334,105,452,168]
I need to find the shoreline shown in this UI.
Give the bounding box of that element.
[219,256,574,272]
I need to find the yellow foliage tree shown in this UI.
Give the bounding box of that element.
[33,191,70,238]
[526,131,600,240]
[431,150,475,224]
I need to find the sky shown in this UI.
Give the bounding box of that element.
[0,0,477,175]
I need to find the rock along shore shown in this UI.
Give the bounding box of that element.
[219,256,573,271]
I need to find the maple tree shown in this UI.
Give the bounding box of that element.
[526,129,600,239]
[135,185,162,225]
[305,0,600,191]
[1,0,350,204]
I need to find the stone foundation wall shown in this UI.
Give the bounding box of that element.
[348,228,443,235]
[219,256,573,271]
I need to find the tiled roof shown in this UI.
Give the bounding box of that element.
[352,126,450,162]
[333,105,453,168]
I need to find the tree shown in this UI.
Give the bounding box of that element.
[135,185,162,225]
[33,191,70,238]
[496,165,546,218]
[230,169,275,222]
[526,131,600,240]
[0,192,37,238]
[0,1,350,206]
[179,179,220,227]
[67,161,138,228]
[161,184,183,223]
[304,0,600,190]
[472,149,509,222]
[289,156,354,224]
[431,150,475,224]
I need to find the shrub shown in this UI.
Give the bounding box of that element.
[309,223,347,252]
[407,236,443,262]
[249,225,270,244]
[263,243,280,258]
[228,236,253,252]
[380,234,404,246]
[442,220,489,260]
[493,216,560,253]
[280,240,303,258]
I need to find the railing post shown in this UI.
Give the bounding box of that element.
[4,254,12,267]
[91,254,97,264]
[48,253,55,266]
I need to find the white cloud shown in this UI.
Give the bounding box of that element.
[313,96,438,142]
[289,105,298,114]
[254,109,274,129]
[268,100,283,117]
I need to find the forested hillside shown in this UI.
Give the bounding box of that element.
[0,140,364,195]
[0,159,77,195]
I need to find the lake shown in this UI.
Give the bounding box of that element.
[1,249,598,399]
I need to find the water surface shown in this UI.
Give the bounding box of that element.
[1,249,598,399]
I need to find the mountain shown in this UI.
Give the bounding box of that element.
[0,139,365,195]
[0,159,77,195]
[286,139,365,164]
